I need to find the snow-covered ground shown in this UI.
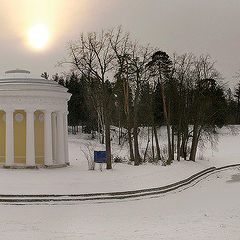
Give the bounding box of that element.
[0,126,239,239]
[0,168,239,239]
[0,126,239,194]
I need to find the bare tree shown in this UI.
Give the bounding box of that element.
[109,28,135,162]
[66,30,116,169]
[110,28,153,165]
[172,53,194,161]
[189,55,224,161]
[126,43,153,165]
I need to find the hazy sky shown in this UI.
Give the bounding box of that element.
[0,0,239,87]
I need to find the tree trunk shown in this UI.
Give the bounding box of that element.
[190,124,199,162]
[105,110,112,169]
[133,123,141,166]
[160,80,172,161]
[144,126,150,162]
[123,66,135,163]
[103,80,112,170]
[101,131,105,144]
[127,126,135,162]
[180,126,188,160]
[153,124,161,160]
[171,125,174,160]
[132,78,141,166]
[118,118,121,145]
[176,128,181,161]
[151,126,155,159]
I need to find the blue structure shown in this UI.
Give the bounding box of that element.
[94,151,106,163]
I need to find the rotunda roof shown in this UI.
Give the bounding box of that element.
[0,69,67,94]
[0,69,71,111]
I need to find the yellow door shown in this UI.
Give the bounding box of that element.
[14,110,26,164]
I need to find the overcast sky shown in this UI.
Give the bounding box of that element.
[0,0,239,87]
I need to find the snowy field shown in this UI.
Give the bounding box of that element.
[0,126,239,194]
[0,126,239,239]
[0,168,239,239]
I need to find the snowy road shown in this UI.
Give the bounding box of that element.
[0,168,239,240]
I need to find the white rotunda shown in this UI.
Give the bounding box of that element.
[0,70,71,168]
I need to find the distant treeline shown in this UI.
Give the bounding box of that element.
[42,27,240,169]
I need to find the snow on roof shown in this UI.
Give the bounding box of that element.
[0,69,68,94]
[5,69,30,74]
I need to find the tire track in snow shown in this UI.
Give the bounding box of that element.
[0,164,239,205]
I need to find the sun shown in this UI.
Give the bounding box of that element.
[28,24,49,49]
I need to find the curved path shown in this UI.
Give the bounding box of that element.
[1,164,239,205]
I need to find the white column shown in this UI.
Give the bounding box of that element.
[63,112,69,165]
[52,113,57,163]
[56,111,65,164]
[26,109,35,166]
[44,110,53,166]
[5,110,14,166]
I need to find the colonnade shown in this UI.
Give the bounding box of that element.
[2,109,69,167]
